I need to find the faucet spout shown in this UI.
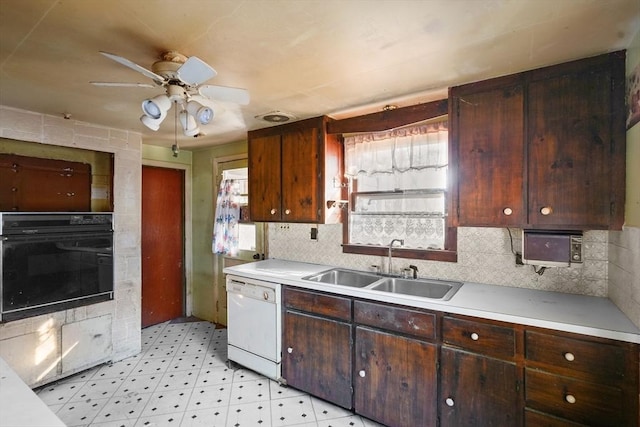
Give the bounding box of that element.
[388,239,404,275]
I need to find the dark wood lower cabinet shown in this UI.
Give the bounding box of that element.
[282,309,352,409]
[354,326,437,427]
[440,347,521,427]
[281,287,638,427]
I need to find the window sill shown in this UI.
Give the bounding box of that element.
[342,244,457,263]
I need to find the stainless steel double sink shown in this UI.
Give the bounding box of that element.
[302,268,462,301]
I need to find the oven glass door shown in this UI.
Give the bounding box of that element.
[1,231,113,318]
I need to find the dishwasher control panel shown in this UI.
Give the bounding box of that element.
[227,278,276,303]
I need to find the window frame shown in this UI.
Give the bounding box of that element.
[328,99,457,263]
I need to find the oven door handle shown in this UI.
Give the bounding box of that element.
[54,242,112,253]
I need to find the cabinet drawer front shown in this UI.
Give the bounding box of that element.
[442,316,515,359]
[525,331,626,384]
[354,300,435,340]
[525,370,623,426]
[283,287,351,320]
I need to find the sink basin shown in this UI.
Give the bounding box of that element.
[369,277,462,300]
[303,268,381,288]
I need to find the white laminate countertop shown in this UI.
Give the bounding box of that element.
[224,259,640,344]
[0,357,65,427]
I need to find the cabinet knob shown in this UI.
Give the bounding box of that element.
[263,292,269,301]
[470,332,479,341]
[503,207,513,216]
[564,352,575,362]
[285,209,291,215]
[565,394,576,404]
[270,209,277,215]
[540,206,553,216]
[445,397,455,407]
[287,347,293,354]
[359,370,366,378]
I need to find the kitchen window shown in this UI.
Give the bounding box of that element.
[342,116,457,262]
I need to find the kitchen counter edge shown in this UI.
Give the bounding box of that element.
[224,259,640,344]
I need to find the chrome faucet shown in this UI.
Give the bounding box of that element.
[388,239,404,275]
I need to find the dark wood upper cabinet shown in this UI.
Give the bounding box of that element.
[0,154,91,212]
[248,116,345,223]
[451,51,626,230]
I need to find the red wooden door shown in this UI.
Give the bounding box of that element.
[142,166,184,327]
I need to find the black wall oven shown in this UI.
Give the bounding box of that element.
[0,213,114,322]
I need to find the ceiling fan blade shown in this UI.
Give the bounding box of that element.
[91,81,156,88]
[199,85,250,105]
[177,56,217,86]
[99,51,166,85]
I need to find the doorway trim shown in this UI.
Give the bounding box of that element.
[142,159,193,317]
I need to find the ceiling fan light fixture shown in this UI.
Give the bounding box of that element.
[140,114,162,131]
[141,94,171,120]
[186,100,214,125]
[179,110,200,137]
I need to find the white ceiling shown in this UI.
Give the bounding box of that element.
[0,0,638,149]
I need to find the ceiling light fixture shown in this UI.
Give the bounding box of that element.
[140,90,214,136]
[186,100,214,125]
[142,94,171,120]
[178,108,200,137]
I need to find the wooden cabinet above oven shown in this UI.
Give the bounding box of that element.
[0,154,91,212]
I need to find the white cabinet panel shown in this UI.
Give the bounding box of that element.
[0,329,60,386]
[61,314,112,374]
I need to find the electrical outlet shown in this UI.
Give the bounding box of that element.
[515,252,524,266]
[310,227,318,240]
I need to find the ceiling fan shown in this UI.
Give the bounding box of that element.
[91,51,250,137]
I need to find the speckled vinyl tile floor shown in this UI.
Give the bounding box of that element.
[36,321,385,427]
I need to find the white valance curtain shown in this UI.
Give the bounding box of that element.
[344,120,448,176]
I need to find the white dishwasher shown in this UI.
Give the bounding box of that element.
[226,275,282,381]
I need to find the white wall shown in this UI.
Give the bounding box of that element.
[0,106,142,382]
[607,27,640,328]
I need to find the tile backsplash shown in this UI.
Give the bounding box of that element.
[268,224,609,296]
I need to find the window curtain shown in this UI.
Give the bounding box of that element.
[212,179,240,255]
[344,120,448,176]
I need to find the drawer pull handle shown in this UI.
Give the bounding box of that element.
[287,347,293,354]
[445,397,455,407]
[285,209,291,215]
[503,207,513,216]
[540,206,553,216]
[564,352,575,362]
[270,209,277,215]
[359,370,366,378]
[565,394,576,404]
[470,332,479,341]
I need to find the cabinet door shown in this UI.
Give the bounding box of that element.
[281,127,319,222]
[282,310,352,408]
[354,326,437,427]
[248,134,282,221]
[527,68,613,228]
[0,154,91,212]
[454,83,525,226]
[440,347,521,427]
